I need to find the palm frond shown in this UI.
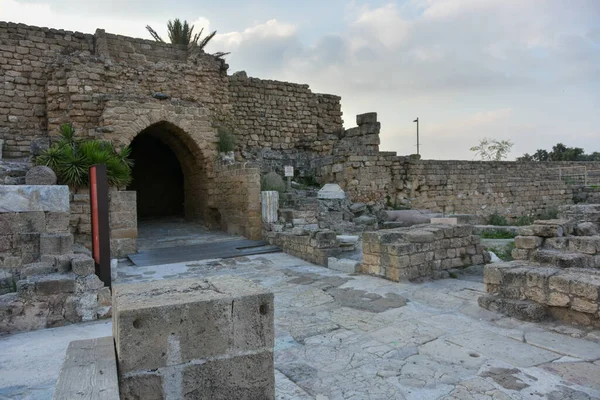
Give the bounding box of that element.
[197,30,217,51]
[146,25,165,43]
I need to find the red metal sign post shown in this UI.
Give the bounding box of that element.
[89,164,112,288]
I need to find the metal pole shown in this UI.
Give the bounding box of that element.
[413,118,420,155]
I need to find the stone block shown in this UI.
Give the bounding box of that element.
[314,231,338,249]
[23,273,77,296]
[0,185,69,212]
[328,257,359,273]
[113,276,274,374]
[356,112,377,125]
[45,212,70,232]
[40,233,73,255]
[404,230,435,243]
[317,183,346,199]
[576,222,598,236]
[20,262,59,278]
[120,374,163,400]
[110,238,136,258]
[430,217,457,225]
[181,352,274,400]
[71,255,96,276]
[478,295,548,321]
[25,166,57,185]
[514,236,543,249]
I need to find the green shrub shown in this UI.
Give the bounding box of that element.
[217,127,235,152]
[487,212,509,226]
[261,171,286,193]
[35,123,132,187]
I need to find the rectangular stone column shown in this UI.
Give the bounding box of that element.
[113,276,274,400]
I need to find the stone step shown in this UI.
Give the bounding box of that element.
[20,261,69,278]
[478,294,548,321]
[545,236,600,255]
[483,261,600,326]
[17,272,77,297]
[533,250,594,269]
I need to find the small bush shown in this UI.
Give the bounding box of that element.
[261,171,286,193]
[487,212,509,226]
[35,123,132,187]
[217,127,235,153]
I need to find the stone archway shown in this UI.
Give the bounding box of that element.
[100,100,217,222]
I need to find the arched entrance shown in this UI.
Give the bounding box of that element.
[129,133,184,219]
[126,121,208,222]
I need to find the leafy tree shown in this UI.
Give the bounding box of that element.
[470,138,514,161]
[518,143,597,161]
[35,124,132,187]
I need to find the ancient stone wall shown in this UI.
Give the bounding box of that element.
[0,22,94,157]
[45,53,229,138]
[229,73,343,156]
[361,224,489,281]
[264,230,341,267]
[210,162,262,240]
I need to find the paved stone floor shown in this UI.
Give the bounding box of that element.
[2,251,600,399]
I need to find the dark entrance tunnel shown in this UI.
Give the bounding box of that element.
[128,132,184,219]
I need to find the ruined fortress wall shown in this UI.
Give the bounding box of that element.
[0,22,94,157]
[321,150,600,220]
[400,160,600,219]
[228,75,343,155]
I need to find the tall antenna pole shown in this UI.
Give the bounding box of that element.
[413,118,419,155]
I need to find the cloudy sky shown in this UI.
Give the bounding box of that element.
[2,0,599,159]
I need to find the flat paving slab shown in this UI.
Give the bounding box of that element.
[2,251,600,399]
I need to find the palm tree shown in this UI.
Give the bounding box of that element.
[146,18,220,52]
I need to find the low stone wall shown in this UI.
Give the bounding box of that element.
[210,162,262,240]
[264,230,341,267]
[361,224,490,281]
[482,262,600,327]
[113,277,275,400]
[69,188,137,257]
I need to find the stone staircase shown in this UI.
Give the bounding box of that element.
[0,232,111,334]
[480,205,600,327]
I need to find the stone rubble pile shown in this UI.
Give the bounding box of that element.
[480,204,600,327]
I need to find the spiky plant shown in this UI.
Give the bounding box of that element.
[35,123,133,188]
[145,18,228,57]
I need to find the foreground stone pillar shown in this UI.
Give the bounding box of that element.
[113,277,275,400]
[261,191,279,223]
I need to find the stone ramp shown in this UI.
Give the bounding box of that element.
[128,239,280,267]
